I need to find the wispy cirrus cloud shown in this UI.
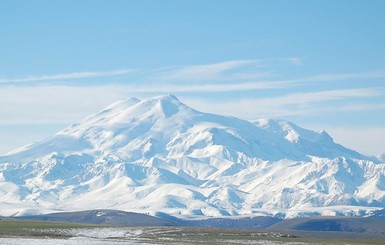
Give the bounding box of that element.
[1,59,384,120]
[149,58,303,82]
[147,60,385,87]
[1,58,385,90]
[0,58,278,85]
[285,57,303,66]
[144,61,385,89]
[324,127,385,156]
[300,70,385,83]
[0,69,134,84]
[184,87,385,118]
[274,87,383,104]
[0,58,303,89]
[138,69,385,93]
[118,81,292,93]
[155,59,264,81]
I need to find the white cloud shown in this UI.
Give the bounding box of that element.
[1,61,384,88]
[124,81,290,93]
[323,127,385,156]
[155,59,264,82]
[272,88,383,105]
[150,64,385,89]
[152,58,306,82]
[0,124,68,155]
[184,88,384,119]
[0,85,128,124]
[298,70,385,83]
[0,69,134,83]
[286,57,303,66]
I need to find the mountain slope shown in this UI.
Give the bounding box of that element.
[0,94,384,218]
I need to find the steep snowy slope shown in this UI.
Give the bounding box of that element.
[0,95,384,218]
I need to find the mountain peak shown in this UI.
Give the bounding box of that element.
[96,94,180,115]
[153,94,179,102]
[1,95,383,218]
[142,94,183,117]
[5,95,365,162]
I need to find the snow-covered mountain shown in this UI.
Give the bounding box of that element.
[0,94,384,218]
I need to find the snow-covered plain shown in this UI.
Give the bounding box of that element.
[0,238,142,245]
[0,237,309,245]
[0,94,384,218]
[0,228,146,245]
[0,238,318,245]
[0,227,309,245]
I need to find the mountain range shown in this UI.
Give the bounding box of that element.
[0,94,384,218]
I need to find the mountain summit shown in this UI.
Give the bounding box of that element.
[0,95,384,218]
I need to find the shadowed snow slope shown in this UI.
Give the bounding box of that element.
[0,94,384,218]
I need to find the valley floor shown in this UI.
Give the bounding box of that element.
[0,220,384,245]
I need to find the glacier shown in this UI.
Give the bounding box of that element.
[0,94,384,218]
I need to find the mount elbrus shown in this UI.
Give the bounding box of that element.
[0,95,384,218]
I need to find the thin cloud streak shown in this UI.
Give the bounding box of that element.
[274,87,383,103]
[0,85,126,124]
[286,57,303,66]
[185,87,385,119]
[2,59,384,91]
[158,59,260,79]
[151,58,302,82]
[0,69,134,83]
[74,68,385,93]
[95,67,385,90]
[298,70,385,83]
[136,83,383,99]
[324,127,385,156]
[134,67,383,88]
[123,81,292,93]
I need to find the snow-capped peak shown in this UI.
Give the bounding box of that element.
[0,95,384,218]
[2,95,367,164]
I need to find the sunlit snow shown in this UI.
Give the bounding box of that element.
[0,95,384,218]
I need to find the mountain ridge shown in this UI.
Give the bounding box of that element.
[0,94,384,218]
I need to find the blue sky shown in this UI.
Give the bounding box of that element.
[0,0,384,155]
